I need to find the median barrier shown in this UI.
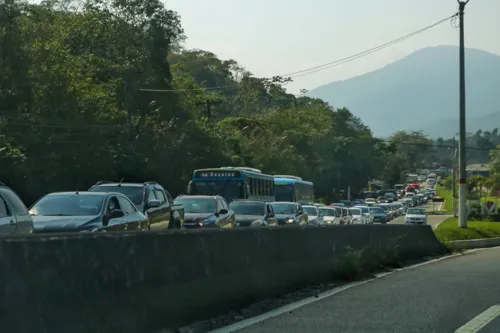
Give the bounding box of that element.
[0,225,446,333]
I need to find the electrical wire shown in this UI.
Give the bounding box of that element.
[282,13,459,79]
[139,13,459,92]
[139,86,230,93]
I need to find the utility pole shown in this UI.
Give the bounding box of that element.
[458,0,469,228]
[452,137,457,217]
[196,99,222,121]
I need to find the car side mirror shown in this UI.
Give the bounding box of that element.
[219,209,228,215]
[148,199,161,208]
[187,181,196,195]
[110,210,124,219]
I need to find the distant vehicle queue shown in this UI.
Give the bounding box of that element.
[0,167,433,235]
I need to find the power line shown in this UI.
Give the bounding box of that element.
[281,13,458,79]
[139,86,229,93]
[132,13,458,93]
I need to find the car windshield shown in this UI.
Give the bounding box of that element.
[271,203,297,214]
[29,194,104,216]
[370,207,385,214]
[350,208,361,216]
[407,208,426,215]
[357,206,369,214]
[174,197,215,213]
[90,185,143,205]
[320,208,339,217]
[229,202,265,215]
[330,207,342,215]
[378,205,389,212]
[303,207,318,216]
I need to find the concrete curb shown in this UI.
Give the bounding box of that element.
[447,237,500,249]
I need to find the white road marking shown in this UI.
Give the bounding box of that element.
[206,251,472,333]
[206,280,373,333]
[455,304,500,333]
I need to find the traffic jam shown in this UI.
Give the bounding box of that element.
[0,167,437,235]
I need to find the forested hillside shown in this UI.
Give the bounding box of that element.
[307,46,500,137]
[1,0,498,204]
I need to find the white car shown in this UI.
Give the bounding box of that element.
[354,205,372,224]
[405,208,427,225]
[365,198,376,204]
[319,207,340,224]
[303,205,324,225]
[348,207,369,224]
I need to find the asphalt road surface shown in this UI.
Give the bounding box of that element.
[231,247,500,333]
[389,202,451,228]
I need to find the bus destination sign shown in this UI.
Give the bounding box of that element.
[195,170,241,178]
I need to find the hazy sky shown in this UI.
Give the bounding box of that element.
[168,0,499,94]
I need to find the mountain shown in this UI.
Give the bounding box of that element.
[424,112,500,138]
[307,46,500,138]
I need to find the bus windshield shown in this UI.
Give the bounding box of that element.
[192,180,243,203]
[275,184,293,202]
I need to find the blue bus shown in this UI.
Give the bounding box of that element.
[187,167,275,203]
[274,175,314,203]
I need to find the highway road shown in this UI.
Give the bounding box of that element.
[225,247,500,333]
[389,202,452,228]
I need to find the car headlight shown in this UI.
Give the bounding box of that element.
[286,218,294,223]
[200,216,217,226]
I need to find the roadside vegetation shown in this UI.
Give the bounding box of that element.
[435,185,453,212]
[434,217,500,242]
[3,0,499,205]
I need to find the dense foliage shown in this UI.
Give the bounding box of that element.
[1,0,498,204]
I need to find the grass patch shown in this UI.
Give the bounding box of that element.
[435,186,453,212]
[434,217,500,242]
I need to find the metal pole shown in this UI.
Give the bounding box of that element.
[458,0,469,228]
[452,137,457,217]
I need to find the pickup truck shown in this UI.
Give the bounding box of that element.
[88,181,185,230]
[0,182,33,234]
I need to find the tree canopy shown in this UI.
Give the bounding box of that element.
[2,0,496,204]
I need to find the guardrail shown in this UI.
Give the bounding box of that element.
[0,225,447,333]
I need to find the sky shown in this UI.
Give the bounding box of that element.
[168,0,499,94]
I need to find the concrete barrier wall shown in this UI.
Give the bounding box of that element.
[0,225,446,333]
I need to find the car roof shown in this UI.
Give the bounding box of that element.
[93,183,148,188]
[176,195,218,199]
[46,191,110,196]
[271,201,297,204]
[230,200,266,204]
